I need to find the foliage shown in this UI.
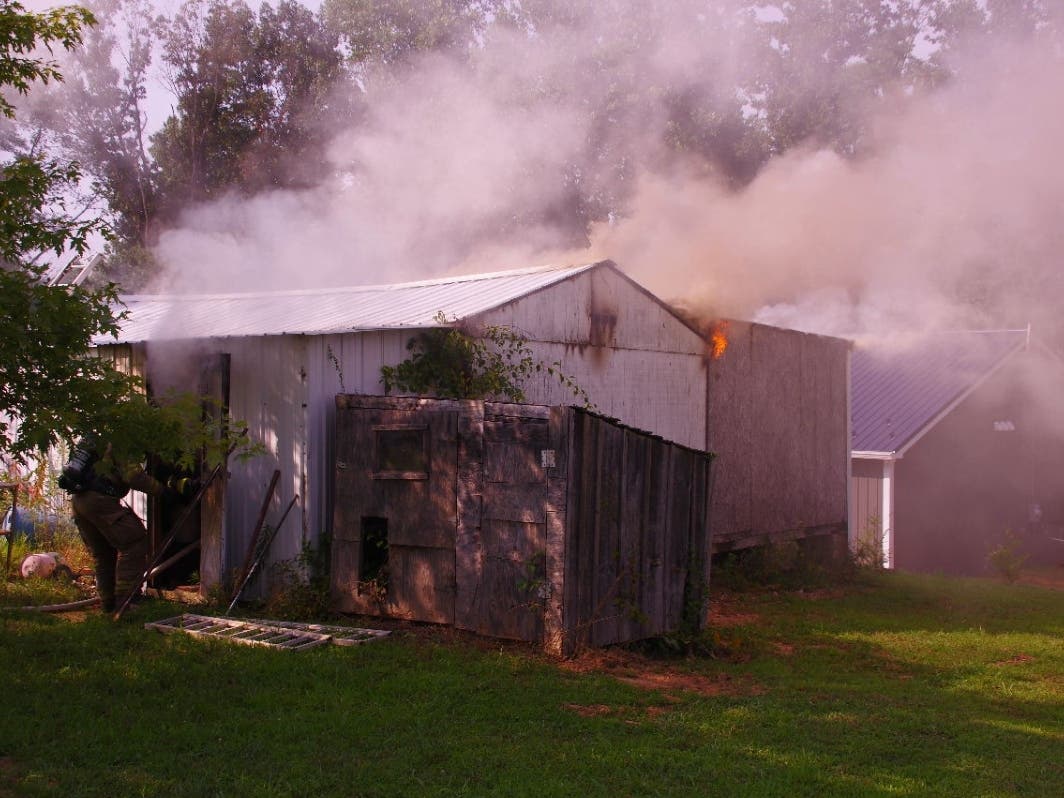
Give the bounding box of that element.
[851,514,886,569]
[53,0,158,251]
[322,0,490,67]
[0,1,93,119]
[380,311,594,406]
[0,2,257,469]
[151,0,351,218]
[261,535,332,619]
[987,528,1028,583]
[712,534,860,592]
[95,390,259,471]
[0,2,119,462]
[744,0,944,161]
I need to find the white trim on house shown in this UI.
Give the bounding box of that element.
[852,450,899,460]
[881,459,895,569]
[852,451,898,567]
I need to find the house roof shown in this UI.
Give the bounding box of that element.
[99,262,603,344]
[851,329,1029,457]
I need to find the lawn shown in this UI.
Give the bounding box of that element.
[0,570,1061,797]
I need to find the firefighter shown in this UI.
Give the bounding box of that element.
[59,440,193,613]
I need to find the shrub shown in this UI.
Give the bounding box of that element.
[987,529,1028,583]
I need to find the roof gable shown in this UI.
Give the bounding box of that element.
[101,262,604,344]
[851,330,1028,456]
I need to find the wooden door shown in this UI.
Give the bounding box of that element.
[332,405,458,623]
[456,412,549,640]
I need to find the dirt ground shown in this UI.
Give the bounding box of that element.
[1016,564,1064,590]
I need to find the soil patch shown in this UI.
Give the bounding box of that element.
[707,594,760,627]
[1017,566,1064,591]
[559,645,763,698]
[993,653,1035,666]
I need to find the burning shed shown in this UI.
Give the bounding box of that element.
[704,321,852,558]
[851,329,1064,574]
[96,261,711,605]
[330,395,713,654]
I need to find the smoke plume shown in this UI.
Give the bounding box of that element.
[150,3,1064,344]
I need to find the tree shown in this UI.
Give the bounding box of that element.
[0,0,122,459]
[321,0,487,69]
[0,1,247,468]
[61,0,158,251]
[151,0,351,218]
[47,0,161,289]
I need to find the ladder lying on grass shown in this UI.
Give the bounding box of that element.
[145,614,390,651]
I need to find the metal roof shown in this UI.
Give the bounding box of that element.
[851,329,1028,457]
[100,262,602,344]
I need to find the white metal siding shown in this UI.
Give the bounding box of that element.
[851,457,893,566]
[222,336,309,592]
[515,342,706,450]
[474,267,708,449]
[108,268,713,594]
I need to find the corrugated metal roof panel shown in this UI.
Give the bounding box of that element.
[851,330,1027,455]
[100,262,601,344]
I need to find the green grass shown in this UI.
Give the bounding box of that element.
[0,571,1061,797]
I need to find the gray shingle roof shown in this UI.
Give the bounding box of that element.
[851,330,1028,455]
[98,262,602,344]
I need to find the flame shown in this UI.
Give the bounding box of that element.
[708,320,729,359]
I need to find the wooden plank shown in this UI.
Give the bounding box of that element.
[591,417,624,647]
[665,446,693,630]
[329,537,361,613]
[481,491,546,524]
[484,441,546,485]
[685,452,710,631]
[336,395,469,414]
[388,546,456,624]
[484,402,551,420]
[619,429,648,642]
[330,404,360,608]
[331,402,459,622]
[643,437,669,634]
[470,518,545,641]
[454,403,484,633]
[712,522,847,554]
[472,414,550,641]
[484,418,550,444]
[543,406,569,655]
[564,410,597,651]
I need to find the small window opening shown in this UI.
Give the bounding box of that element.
[360,516,389,588]
[373,426,428,479]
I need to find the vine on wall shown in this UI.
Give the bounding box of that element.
[380,312,594,407]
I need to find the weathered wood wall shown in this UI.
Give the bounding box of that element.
[707,321,850,554]
[560,409,713,652]
[330,396,713,654]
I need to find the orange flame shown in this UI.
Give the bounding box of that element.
[708,320,729,359]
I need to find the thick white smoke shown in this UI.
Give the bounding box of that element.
[150,4,1064,346]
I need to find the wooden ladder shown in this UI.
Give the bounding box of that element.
[145,613,390,651]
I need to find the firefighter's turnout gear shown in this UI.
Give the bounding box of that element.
[62,443,165,613]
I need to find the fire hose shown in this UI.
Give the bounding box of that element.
[13,597,100,613]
